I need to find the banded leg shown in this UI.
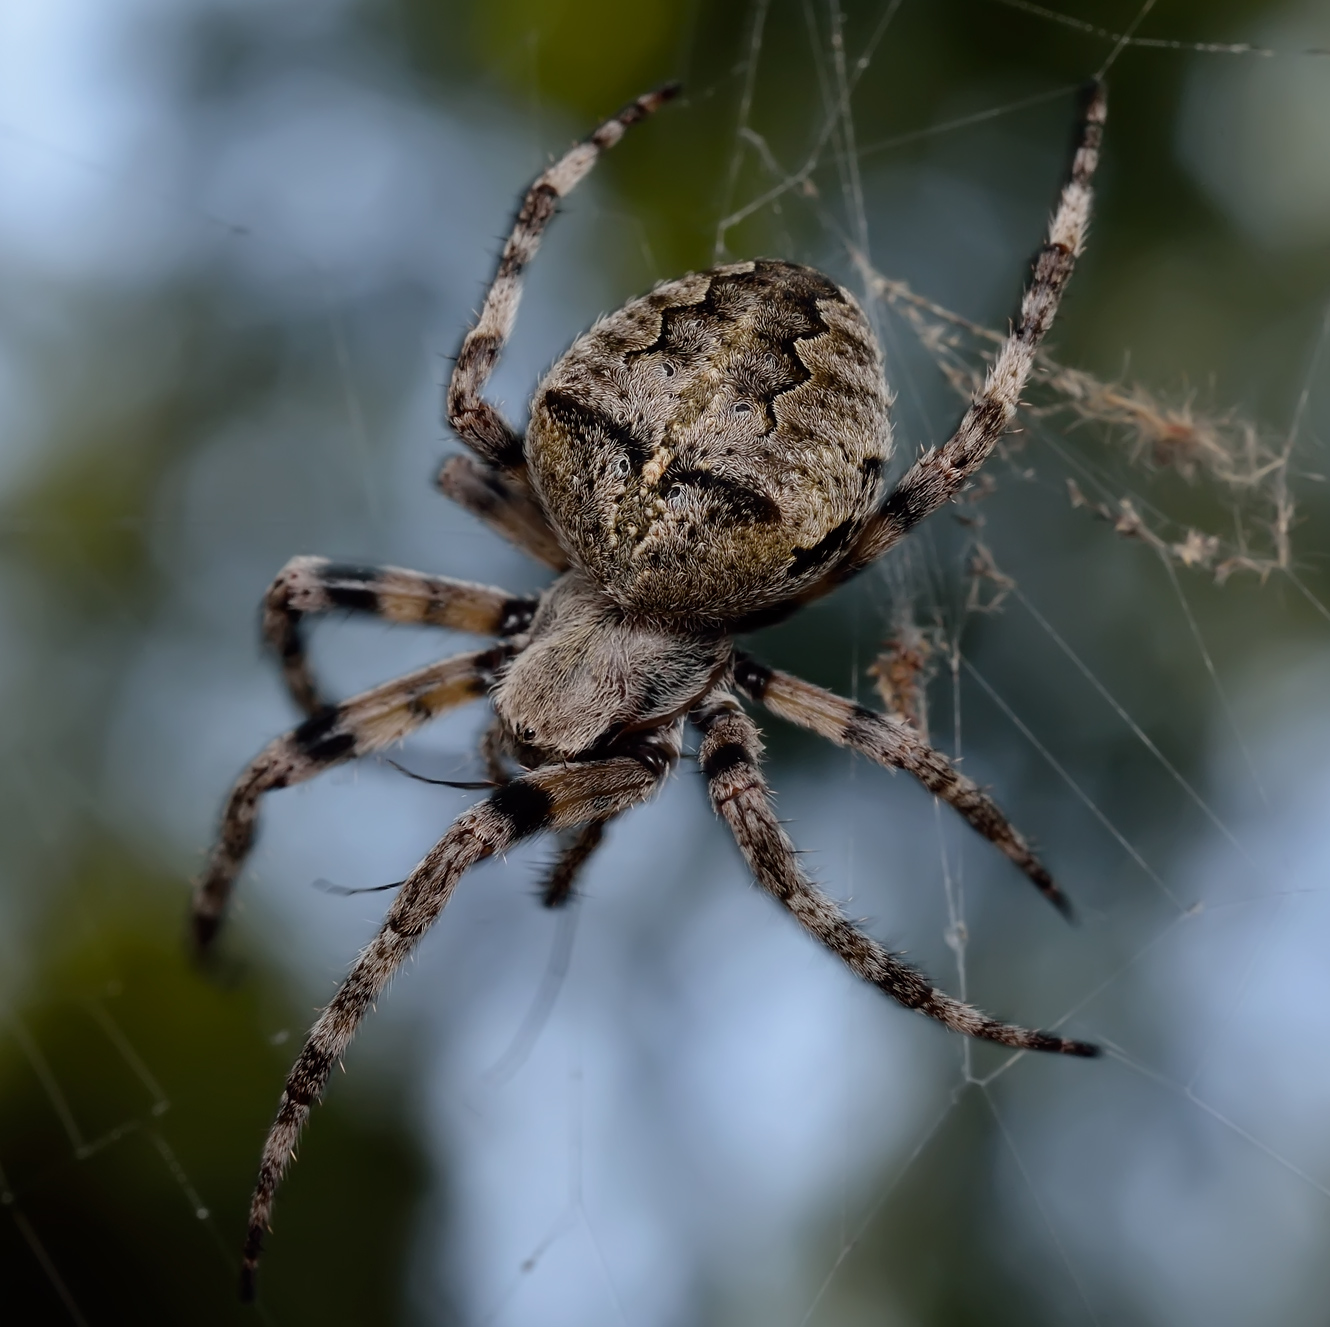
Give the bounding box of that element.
[732,653,1072,920]
[446,83,679,469]
[436,455,569,571]
[192,646,511,951]
[538,817,611,908]
[263,555,537,717]
[691,691,1096,1057]
[474,718,615,906]
[836,83,1105,580]
[239,733,678,1300]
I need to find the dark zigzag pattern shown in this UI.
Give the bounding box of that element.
[629,259,844,436]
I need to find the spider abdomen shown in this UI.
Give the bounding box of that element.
[527,259,892,624]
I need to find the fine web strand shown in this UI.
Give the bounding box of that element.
[4,1156,93,1327]
[1097,1037,1330,1202]
[944,639,972,1071]
[0,990,275,1323]
[1182,895,1285,1096]
[1095,0,1159,80]
[713,0,772,262]
[704,4,1330,1320]
[987,0,1282,57]
[796,1091,964,1327]
[1284,567,1330,626]
[4,2,1329,1322]
[476,1050,586,1322]
[480,903,580,1087]
[959,656,1183,910]
[1009,582,1256,857]
[824,0,872,268]
[0,120,380,543]
[857,83,1079,160]
[571,1059,631,1327]
[981,1084,1102,1325]
[5,1008,85,1154]
[1278,300,1330,620]
[974,907,1200,1090]
[321,268,382,528]
[1,67,385,1317]
[1157,553,1270,808]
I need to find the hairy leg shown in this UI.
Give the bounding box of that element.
[263,555,537,716]
[690,689,1096,1056]
[445,84,679,470]
[836,83,1105,580]
[239,733,678,1300]
[732,652,1072,919]
[478,716,617,906]
[538,818,610,908]
[435,454,569,571]
[478,716,513,786]
[192,646,512,950]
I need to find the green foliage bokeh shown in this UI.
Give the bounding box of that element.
[3,1,1328,1324]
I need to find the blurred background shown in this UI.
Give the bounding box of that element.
[2,0,1329,1323]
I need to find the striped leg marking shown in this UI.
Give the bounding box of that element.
[238,741,675,1301]
[192,647,511,951]
[840,82,1105,577]
[445,83,680,469]
[691,691,1096,1057]
[732,653,1073,920]
[262,555,536,716]
[476,717,617,908]
[436,455,570,571]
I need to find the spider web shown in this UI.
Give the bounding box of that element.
[695,5,1330,1325]
[1,1,1329,1325]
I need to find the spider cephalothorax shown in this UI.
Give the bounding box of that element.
[493,570,729,757]
[193,81,1106,1298]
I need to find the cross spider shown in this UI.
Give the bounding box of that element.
[193,81,1106,1297]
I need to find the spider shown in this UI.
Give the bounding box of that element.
[192,81,1106,1298]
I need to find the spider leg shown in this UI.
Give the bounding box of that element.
[690,689,1096,1057]
[478,716,514,785]
[476,718,619,907]
[192,646,512,951]
[833,82,1105,583]
[435,454,570,571]
[538,817,611,908]
[263,556,537,716]
[445,83,679,470]
[238,732,678,1301]
[476,716,617,906]
[731,653,1073,920]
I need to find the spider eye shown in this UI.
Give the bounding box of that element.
[612,455,631,478]
[521,726,537,744]
[659,360,676,378]
[733,401,752,415]
[666,483,686,506]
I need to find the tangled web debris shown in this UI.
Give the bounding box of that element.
[859,261,1301,585]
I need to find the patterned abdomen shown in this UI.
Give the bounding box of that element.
[526,259,893,623]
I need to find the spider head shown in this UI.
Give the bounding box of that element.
[526,259,892,626]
